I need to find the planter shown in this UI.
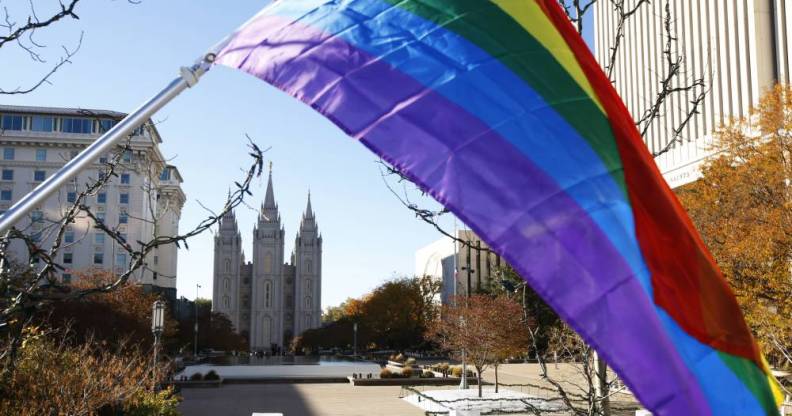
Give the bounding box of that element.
[170,378,223,388]
[348,376,480,387]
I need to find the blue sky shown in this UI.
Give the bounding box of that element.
[2,1,594,307]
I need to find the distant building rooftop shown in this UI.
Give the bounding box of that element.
[0,104,126,118]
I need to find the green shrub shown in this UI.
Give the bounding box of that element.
[124,387,180,416]
[204,370,220,381]
[189,372,204,381]
[380,368,392,379]
[401,367,413,377]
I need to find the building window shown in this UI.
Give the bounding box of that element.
[153,272,158,280]
[120,173,130,184]
[99,156,107,164]
[1,190,12,201]
[66,192,76,203]
[61,118,92,134]
[153,255,158,265]
[35,149,47,161]
[265,282,272,308]
[119,233,127,243]
[264,252,272,273]
[122,150,132,163]
[98,119,116,133]
[63,253,73,264]
[305,297,312,309]
[31,210,43,223]
[118,213,128,224]
[97,193,106,204]
[160,168,171,181]
[3,148,14,160]
[64,231,74,243]
[93,252,103,265]
[306,260,312,273]
[115,253,126,267]
[1,170,13,181]
[34,170,46,182]
[95,233,104,245]
[62,273,72,284]
[223,296,230,308]
[96,212,106,223]
[119,193,129,204]
[224,278,230,290]
[225,259,231,273]
[31,116,53,132]
[1,115,23,130]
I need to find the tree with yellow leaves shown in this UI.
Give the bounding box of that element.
[677,85,792,367]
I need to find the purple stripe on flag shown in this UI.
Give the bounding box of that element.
[216,13,709,415]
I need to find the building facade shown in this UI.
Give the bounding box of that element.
[415,230,503,305]
[0,105,185,300]
[213,169,322,351]
[594,0,792,187]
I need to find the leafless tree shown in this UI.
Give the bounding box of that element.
[0,117,266,391]
[0,0,82,95]
[0,0,141,95]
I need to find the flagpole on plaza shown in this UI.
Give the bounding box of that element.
[0,55,214,235]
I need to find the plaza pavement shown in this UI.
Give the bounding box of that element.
[178,383,425,416]
[178,363,641,416]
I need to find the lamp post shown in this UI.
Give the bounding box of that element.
[459,316,468,390]
[151,300,165,367]
[353,322,358,358]
[194,283,201,357]
[459,266,474,390]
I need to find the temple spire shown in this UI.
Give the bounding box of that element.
[304,190,313,218]
[263,162,276,209]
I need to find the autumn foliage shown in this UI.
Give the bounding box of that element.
[0,326,178,416]
[295,276,440,352]
[40,271,177,349]
[428,294,530,397]
[677,84,792,365]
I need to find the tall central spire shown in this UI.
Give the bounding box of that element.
[305,190,313,218]
[263,162,276,209]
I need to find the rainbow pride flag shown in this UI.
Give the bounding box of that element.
[214,1,784,414]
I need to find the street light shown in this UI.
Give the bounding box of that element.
[459,315,468,390]
[194,283,201,357]
[151,300,165,367]
[353,322,358,358]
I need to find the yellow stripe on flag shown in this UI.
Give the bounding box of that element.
[492,0,605,113]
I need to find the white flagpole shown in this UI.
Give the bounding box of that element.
[0,55,214,234]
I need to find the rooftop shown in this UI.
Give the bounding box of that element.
[0,104,126,119]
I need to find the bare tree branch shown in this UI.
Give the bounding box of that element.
[0,1,84,95]
[603,0,650,80]
[0,0,80,49]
